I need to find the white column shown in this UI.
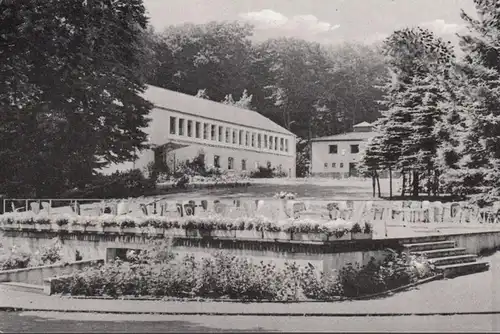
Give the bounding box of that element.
[220,125,225,142]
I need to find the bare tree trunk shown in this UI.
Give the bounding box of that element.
[427,167,432,197]
[412,171,419,198]
[433,170,439,197]
[389,166,393,199]
[376,171,381,198]
[401,172,406,197]
[372,171,376,197]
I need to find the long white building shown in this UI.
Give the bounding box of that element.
[103,85,297,177]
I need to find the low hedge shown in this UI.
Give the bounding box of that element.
[61,169,155,199]
[0,212,373,235]
[50,241,435,301]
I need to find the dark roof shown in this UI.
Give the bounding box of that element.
[311,131,378,142]
[142,85,294,136]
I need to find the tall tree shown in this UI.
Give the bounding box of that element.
[360,27,455,197]
[0,0,152,197]
[434,66,475,197]
[447,0,500,202]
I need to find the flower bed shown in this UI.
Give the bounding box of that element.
[0,212,373,241]
[0,238,65,271]
[49,240,436,301]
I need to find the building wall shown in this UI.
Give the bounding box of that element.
[163,142,295,177]
[311,139,369,177]
[103,107,296,177]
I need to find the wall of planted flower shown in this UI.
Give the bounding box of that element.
[0,211,374,242]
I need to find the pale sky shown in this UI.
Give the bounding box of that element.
[143,0,477,46]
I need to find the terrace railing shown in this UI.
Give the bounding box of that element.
[1,198,499,226]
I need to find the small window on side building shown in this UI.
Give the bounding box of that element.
[169,117,176,135]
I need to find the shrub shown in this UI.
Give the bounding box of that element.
[192,252,301,301]
[337,251,418,298]
[0,236,66,271]
[62,169,155,199]
[51,240,433,301]
[337,260,386,297]
[250,166,274,178]
[158,153,249,188]
[28,239,63,267]
[351,223,362,234]
[250,162,288,179]
[363,222,373,234]
[0,247,31,270]
[300,263,343,301]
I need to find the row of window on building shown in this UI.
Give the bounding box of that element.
[328,144,359,154]
[324,162,344,169]
[199,154,270,171]
[169,116,289,153]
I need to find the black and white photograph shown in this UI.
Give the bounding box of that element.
[0,0,499,332]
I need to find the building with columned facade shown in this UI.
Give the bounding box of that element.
[103,85,297,177]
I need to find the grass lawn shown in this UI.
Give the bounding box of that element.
[155,177,399,201]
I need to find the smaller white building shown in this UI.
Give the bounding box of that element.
[310,122,377,178]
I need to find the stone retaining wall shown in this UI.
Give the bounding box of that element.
[1,230,399,273]
[0,259,103,286]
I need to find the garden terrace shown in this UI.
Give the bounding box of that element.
[3,197,500,273]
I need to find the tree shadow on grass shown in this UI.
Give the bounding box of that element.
[379,195,465,203]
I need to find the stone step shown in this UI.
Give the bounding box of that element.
[437,261,490,278]
[398,235,449,245]
[0,282,45,295]
[411,247,467,259]
[429,254,477,267]
[403,240,456,252]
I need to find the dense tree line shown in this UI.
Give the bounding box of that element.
[143,21,387,160]
[359,0,500,204]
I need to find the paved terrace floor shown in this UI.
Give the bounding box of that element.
[375,221,500,239]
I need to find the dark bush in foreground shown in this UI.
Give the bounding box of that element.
[51,240,435,301]
[62,169,155,199]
